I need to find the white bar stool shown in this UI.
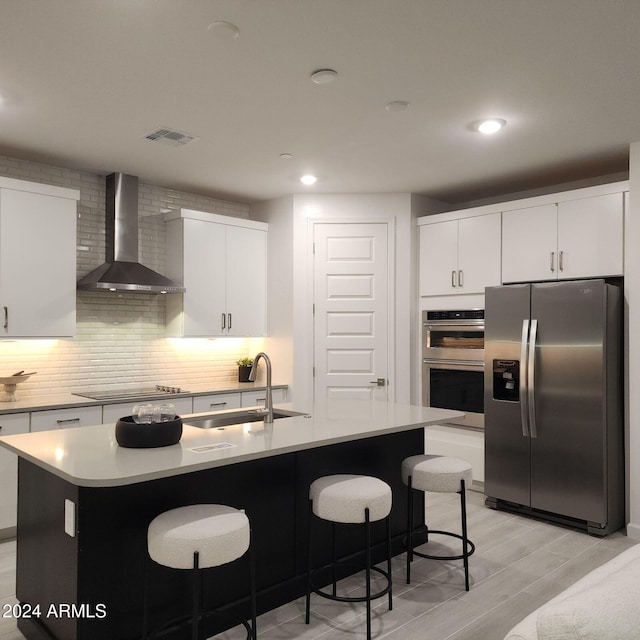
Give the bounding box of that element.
[401,455,475,590]
[305,474,393,640]
[143,504,257,640]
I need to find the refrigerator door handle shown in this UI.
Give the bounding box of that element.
[528,319,538,438]
[520,319,530,437]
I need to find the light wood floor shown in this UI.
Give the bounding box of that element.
[0,490,635,640]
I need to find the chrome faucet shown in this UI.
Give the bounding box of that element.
[249,352,273,423]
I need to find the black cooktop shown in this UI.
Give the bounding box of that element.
[72,386,188,401]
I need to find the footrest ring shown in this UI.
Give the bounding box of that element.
[309,561,391,604]
[405,528,475,562]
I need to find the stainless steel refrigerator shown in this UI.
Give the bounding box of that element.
[484,279,624,535]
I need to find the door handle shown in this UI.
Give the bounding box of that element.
[3,306,7,332]
[458,270,463,287]
[369,378,386,387]
[550,251,555,272]
[520,319,530,437]
[528,319,538,439]
[451,270,457,288]
[228,313,232,330]
[221,313,226,331]
[559,250,564,272]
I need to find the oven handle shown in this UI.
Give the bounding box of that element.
[422,358,484,368]
[520,319,530,438]
[423,322,485,331]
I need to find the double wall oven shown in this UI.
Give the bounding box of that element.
[422,309,484,429]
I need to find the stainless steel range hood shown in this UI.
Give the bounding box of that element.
[77,173,185,293]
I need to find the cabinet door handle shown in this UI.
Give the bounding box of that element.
[221,313,226,330]
[458,270,463,287]
[228,313,232,330]
[550,251,555,272]
[209,402,227,408]
[255,397,265,402]
[451,270,457,288]
[57,418,81,425]
[559,250,564,271]
[3,306,7,332]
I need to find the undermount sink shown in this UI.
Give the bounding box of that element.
[184,409,308,429]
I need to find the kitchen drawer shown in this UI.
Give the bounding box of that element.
[31,406,103,432]
[102,397,193,424]
[0,412,29,533]
[192,393,241,414]
[241,388,286,407]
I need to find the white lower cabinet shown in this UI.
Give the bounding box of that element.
[0,412,29,533]
[102,397,193,424]
[192,393,242,413]
[241,388,287,407]
[31,406,103,432]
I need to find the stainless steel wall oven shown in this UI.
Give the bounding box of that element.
[422,309,484,429]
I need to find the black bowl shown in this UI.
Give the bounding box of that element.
[115,416,183,448]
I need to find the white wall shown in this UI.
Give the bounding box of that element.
[626,143,640,539]
[249,196,295,394]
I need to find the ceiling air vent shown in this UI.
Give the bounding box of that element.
[144,127,199,147]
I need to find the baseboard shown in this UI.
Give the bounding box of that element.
[626,522,640,540]
[0,526,16,541]
[470,480,485,494]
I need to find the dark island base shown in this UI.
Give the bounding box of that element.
[16,428,424,640]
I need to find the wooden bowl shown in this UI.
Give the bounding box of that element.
[115,416,183,448]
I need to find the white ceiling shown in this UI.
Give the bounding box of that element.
[1,0,640,205]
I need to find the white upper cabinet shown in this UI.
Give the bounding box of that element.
[556,193,624,279]
[165,210,267,337]
[419,212,501,296]
[0,177,79,338]
[502,204,558,283]
[502,192,624,283]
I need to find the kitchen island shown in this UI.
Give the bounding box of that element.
[0,400,462,640]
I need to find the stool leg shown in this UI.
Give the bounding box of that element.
[386,514,393,611]
[142,554,150,640]
[192,551,200,640]
[332,521,337,597]
[460,479,470,591]
[406,477,413,585]
[305,499,312,625]
[365,507,372,640]
[249,530,257,640]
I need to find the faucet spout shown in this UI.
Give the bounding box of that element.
[248,352,273,423]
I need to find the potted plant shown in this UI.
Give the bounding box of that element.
[237,357,254,383]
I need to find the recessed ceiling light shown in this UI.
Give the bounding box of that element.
[310,69,338,84]
[385,101,409,112]
[476,118,507,134]
[300,175,317,185]
[207,21,240,39]
[280,153,293,159]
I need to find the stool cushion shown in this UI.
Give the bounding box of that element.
[148,504,250,570]
[401,455,472,493]
[310,474,392,524]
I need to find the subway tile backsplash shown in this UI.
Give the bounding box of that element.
[0,155,255,399]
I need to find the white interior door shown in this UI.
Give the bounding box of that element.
[313,223,389,402]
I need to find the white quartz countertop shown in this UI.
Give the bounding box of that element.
[0,400,462,488]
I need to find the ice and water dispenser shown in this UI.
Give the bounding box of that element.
[492,360,520,402]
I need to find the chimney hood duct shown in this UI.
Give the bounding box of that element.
[77,173,185,293]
